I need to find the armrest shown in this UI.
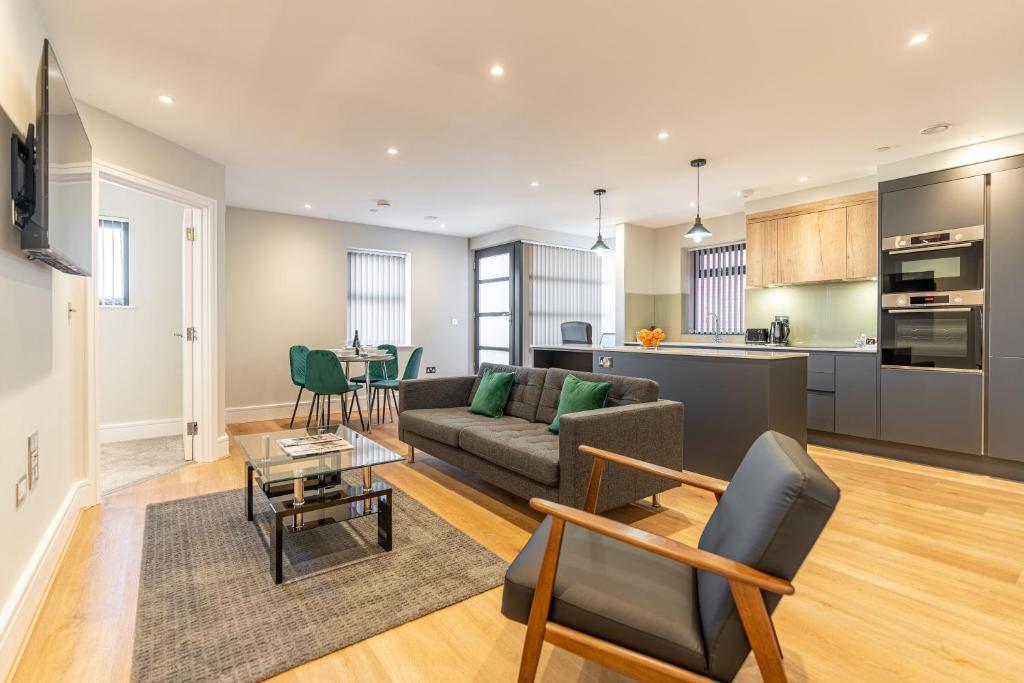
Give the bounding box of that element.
[579,445,728,499]
[398,376,476,413]
[530,498,793,595]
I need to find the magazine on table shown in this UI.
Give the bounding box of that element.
[276,433,354,458]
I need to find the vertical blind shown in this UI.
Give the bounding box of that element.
[689,242,746,335]
[97,217,129,306]
[527,243,603,345]
[347,249,409,345]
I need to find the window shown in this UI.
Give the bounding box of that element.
[525,243,604,345]
[97,217,129,306]
[688,242,746,335]
[347,249,410,345]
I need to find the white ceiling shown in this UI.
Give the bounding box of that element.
[37,0,1024,238]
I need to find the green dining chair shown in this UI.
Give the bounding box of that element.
[288,345,309,428]
[369,346,422,424]
[350,344,399,423]
[304,350,365,431]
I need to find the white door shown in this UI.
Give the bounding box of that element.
[180,207,200,461]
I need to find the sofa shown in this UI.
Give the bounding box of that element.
[398,363,684,513]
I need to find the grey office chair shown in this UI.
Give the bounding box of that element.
[560,321,593,344]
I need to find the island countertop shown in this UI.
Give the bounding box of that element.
[530,343,809,361]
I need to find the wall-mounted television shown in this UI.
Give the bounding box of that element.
[10,40,92,276]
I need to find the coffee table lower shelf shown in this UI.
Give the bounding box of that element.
[246,464,393,584]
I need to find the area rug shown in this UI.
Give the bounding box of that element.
[131,477,508,683]
[101,436,189,495]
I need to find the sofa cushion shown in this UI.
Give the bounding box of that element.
[536,368,659,424]
[502,516,706,673]
[471,363,546,422]
[468,368,516,417]
[400,407,529,447]
[459,422,561,486]
[548,374,613,434]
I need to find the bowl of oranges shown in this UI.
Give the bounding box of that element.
[635,326,666,349]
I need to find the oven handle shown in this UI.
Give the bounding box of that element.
[880,365,984,374]
[886,242,976,255]
[885,307,973,313]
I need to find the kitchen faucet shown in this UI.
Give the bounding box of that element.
[705,312,723,343]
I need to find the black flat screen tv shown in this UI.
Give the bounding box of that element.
[17,40,92,276]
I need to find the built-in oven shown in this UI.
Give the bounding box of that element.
[880,291,984,371]
[881,225,984,294]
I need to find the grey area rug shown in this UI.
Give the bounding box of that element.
[131,477,508,683]
[101,436,189,495]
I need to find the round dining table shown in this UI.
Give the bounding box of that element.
[329,350,395,433]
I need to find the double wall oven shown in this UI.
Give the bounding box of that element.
[881,226,984,372]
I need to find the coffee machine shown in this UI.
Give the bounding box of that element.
[769,316,791,346]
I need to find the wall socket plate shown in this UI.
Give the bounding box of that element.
[425,366,437,374]
[15,475,28,508]
[28,431,39,490]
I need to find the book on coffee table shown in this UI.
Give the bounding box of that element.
[276,433,354,458]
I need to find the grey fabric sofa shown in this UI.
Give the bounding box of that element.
[398,363,683,512]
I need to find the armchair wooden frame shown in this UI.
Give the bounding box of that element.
[516,445,793,683]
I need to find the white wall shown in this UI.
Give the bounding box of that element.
[224,207,472,419]
[0,0,90,674]
[469,224,598,251]
[77,104,228,444]
[744,176,878,214]
[877,133,1024,181]
[97,183,183,438]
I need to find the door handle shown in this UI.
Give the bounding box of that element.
[173,332,184,338]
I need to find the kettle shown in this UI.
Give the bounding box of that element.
[769,316,791,345]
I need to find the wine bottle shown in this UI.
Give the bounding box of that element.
[352,330,361,354]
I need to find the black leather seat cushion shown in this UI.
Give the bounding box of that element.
[501,516,707,673]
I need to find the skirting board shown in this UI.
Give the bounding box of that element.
[99,417,182,444]
[225,395,373,425]
[0,479,91,679]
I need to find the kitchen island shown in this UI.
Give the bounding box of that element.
[532,344,808,479]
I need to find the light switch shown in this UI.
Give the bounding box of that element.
[451,318,458,326]
[15,476,27,508]
[28,431,39,490]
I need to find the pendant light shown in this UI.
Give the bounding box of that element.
[684,158,712,243]
[590,188,610,251]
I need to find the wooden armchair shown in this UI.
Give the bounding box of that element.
[501,431,840,682]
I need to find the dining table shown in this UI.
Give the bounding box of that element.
[329,349,395,433]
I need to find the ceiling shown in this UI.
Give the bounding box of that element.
[37,0,1024,238]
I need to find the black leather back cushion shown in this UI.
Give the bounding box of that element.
[697,431,840,681]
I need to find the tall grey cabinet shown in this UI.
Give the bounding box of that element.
[987,167,1024,462]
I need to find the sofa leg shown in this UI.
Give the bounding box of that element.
[409,446,415,463]
[651,493,662,508]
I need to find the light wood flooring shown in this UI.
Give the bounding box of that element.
[10,412,1024,682]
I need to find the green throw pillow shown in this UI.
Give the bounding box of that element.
[548,374,613,434]
[468,368,516,418]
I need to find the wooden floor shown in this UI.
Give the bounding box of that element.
[10,412,1024,682]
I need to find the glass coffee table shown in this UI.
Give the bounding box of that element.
[235,424,406,583]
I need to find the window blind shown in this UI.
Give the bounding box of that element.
[97,217,129,306]
[526,243,603,345]
[689,242,746,335]
[347,249,409,345]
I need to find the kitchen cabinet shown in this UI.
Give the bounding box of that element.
[880,175,984,238]
[880,368,983,455]
[845,201,878,279]
[745,219,779,287]
[834,355,878,439]
[987,357,1024,462]
[807,391,835,432]
[746,192,877,287]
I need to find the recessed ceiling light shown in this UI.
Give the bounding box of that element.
[967,135,986,143]
[920,123,951,135]
[386,147,399,156]
[490,64,504,77]
[440,223,446,228]
[530,180,540,188]
[799,175,810,183]
[303,203,312,209]
[158,94,175,105]
[689,200,696,207]
[909,33,929,46]
[657,131,670,140]
[424,215,437,221]
[875,145,892,152]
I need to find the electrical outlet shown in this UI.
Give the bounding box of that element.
[28,431,39,490]
[425,366,437,374]
[15,475,28,508]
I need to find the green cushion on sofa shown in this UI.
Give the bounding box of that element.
[548,374,613,433]
[468,368,516,418]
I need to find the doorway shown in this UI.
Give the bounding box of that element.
[474,243,521,370]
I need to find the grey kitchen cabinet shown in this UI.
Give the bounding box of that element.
[834,355,878,439]
[880,175,985,238]
[880,368,983,455]
[988,167,1024,359]
[987,357,1024,462]
[807,391,836,432]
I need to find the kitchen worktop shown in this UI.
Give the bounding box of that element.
[530,343,809,360]
[623,341,878,354]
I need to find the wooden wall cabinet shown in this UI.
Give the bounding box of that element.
[746,192,877,287]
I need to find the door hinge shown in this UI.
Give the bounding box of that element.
[186,326,198,342]
[187,421,199,436]
[186,226,196,241]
